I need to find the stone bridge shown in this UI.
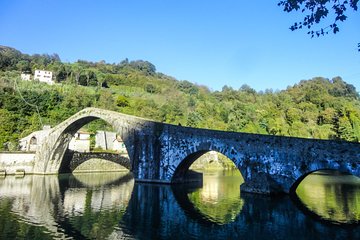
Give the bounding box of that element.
[34,107,360,194]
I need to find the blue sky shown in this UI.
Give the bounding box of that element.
[1,0,359,92]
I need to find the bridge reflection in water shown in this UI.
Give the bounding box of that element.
[186,170,244,224]
[0,171,360,239]
[295,170,360,224]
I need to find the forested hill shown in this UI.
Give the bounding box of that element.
[1,45,360,150]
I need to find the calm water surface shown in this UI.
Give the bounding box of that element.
[0,170,359,239]
[296,170,360,224]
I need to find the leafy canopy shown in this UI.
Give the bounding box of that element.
[278,0,359,50]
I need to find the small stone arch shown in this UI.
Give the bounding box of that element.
[171,149,245,183]
[289,167,357,195]
[289,168,360,226]
[68,152,131,172]
[30,136,37,145]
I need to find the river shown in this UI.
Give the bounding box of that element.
[0,170,359,239]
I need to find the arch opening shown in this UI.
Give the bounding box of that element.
[172,151,245,224]
[72,158,129,173]
[172,150,244,183]
[291,169,360,225]
[30,136,37,145]
[57,118,131,174]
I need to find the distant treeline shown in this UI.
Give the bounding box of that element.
[1,45,360,150]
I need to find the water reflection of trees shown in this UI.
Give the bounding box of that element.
[296,170,360,224]
[0,198,54,239]
[182,170,244,225]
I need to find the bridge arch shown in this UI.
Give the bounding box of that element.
[171,148,243,183]
[67,151,131,172]
[290,168,344,194]
[54,116,133,173]
[33,108,147,174]
[289,168,360,225]
[289,158,360,195]
[171,183,244,225]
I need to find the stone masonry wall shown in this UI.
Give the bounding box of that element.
[0,152,35,175]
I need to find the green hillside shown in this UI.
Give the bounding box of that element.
[1,46,360,150]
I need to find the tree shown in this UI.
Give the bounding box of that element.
[278,0,359,50]
[128,60,156,75]
[144,83,157,93]
[115,95,129,107]
[187,111,203,127]
[16,60,31,73]
[0,109,17,150]
[71,63,84,85]
[96,90,115,110]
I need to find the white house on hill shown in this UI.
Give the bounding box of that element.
[33,70,54,85]
[20,73,31,81]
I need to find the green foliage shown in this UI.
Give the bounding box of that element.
[278,0,359,50]
[187,112,203,128]
[144,83,159,93]
[95,90,115,110]
[0,199,53,239]
[177,80,199,95]
[115,95,129,107]
[278,0,358,36]
[0,109,17,149]
[1,46,360,149]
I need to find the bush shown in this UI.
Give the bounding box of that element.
[115,95,129,107]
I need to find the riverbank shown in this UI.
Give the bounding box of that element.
[0,152,129,176]
[0,152,35,175]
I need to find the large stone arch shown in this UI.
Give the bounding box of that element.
[33,108,150,174]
